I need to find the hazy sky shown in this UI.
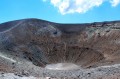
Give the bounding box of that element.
[0,0,120,23]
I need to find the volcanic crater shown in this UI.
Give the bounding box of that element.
[0,19,120,79]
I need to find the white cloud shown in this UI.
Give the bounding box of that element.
[110,0,120,7]
[44,0,120,14]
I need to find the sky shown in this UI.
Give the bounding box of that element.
[0,0,120,23]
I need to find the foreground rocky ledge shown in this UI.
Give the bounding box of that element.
[1,63,120,79]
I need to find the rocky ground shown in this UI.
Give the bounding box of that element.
[0,18,120,79]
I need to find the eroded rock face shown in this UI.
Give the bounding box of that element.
[0,19,120,78]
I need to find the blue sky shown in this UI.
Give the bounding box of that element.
[0,0,120,23]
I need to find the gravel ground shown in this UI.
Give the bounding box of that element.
[1,59,120,79]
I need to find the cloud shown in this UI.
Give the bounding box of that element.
[44,0,120,15]
[110,0,120,7]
